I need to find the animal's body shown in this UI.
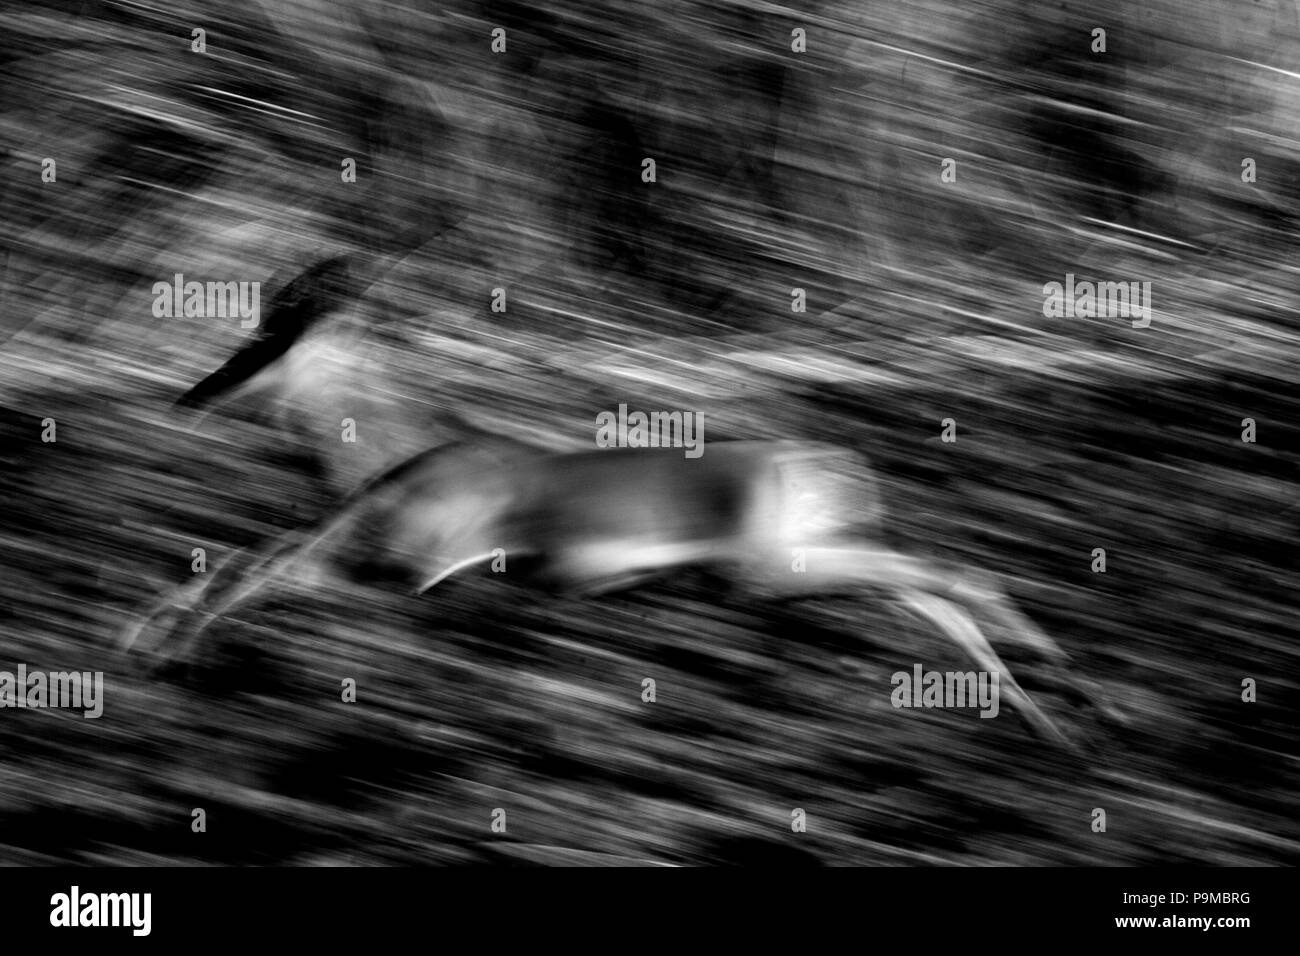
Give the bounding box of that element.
[139,195,1112,749]
[124,435,1095,746]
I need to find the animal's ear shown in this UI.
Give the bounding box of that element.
[174,254,361,413]
[260,254,360,335]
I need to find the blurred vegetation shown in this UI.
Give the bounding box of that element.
[0,0,1298,864]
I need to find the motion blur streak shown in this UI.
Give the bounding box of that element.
[0,0,1297,865]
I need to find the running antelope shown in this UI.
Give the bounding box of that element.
[122,433,1103,747]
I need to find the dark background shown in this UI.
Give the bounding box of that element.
[0,0,1297,864]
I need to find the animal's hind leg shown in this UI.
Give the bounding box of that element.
[949,571,1068,666]
[754,546,1069,667]
[752,546,1072,743]
[950,570,1122,725]
[896,587,1071,747]
[755,545,970,599]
